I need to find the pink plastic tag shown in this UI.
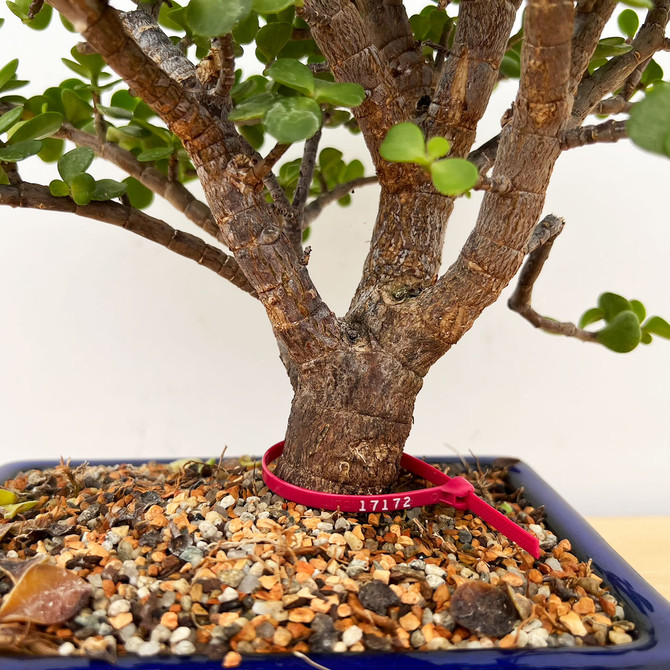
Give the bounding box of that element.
[262,442,540,559]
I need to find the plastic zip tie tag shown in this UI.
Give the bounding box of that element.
[262,442,540,559]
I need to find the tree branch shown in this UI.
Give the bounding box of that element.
[426,0,521,158]
[354,0,432,110]
[508,215,597,343]
[0,182,256,295]
[299,0,405,171]
[119,8,201,93]
[48,0,342,366]
[393,0,576,375]
[303,176,378,227]
[572,0,670,124]
[54,119,222,241]
[559,119,627,150]
[570,0,618,94]
[592,95,633,116]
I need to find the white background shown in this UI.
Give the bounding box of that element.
[0,4,668,517]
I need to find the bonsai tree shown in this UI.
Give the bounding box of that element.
[1,0,669,494]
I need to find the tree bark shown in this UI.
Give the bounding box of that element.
[275,345,423,494]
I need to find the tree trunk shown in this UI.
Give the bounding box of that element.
[275,346,423,494]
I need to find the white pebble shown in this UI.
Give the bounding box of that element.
[137,640,161,657]
[219,495,236,509]
[170,626,195,645]
[108,599,131,617]
[424,564,446,578]
[342,625,363,647]
[172,640,196,656]
[124,636,145,654]
[198,521,220,540]
[58,642,76,656]
[426,574,446,589]
[332,641,347,653]
[150,625,172,643]
[220,586,239,602]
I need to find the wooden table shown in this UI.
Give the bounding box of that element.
[587,516,670,602]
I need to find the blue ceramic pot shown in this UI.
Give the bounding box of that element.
[0,456,668,670]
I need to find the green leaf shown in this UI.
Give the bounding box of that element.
[58,147,95,184]
[91,179,127,201]
[137,147,174,162]
[0,105,23,135]
[618,9,639,38]
[629,299,646,323]
[0,139,42,161]
[49,179,70,197]
[619,0,653,7]
[7,0,52,29]
[228,93,277,121]
[263,97,322,143]
[592,37,632,60]
[69,172,95,206]
[313,80,365,107]
[430,158,479,196]
[123,177,154,209]
[426,136,450,161]
[61,58,89,79]
[579,307,605,329]
[0,489,18,505]
[8,111,63,143]
[640,59,663,87]
[186,0,252,37]
[96,104,133,120]
[239,124,265,150]
[500,50,521,79]
[628,83,670,157]
[232,11,259,43]
[267,59,314,95]
[38,138,65,163]
[641,331,653,344]
[253,0,294,11]
[380,122,428,165]
[110,90,139,113]
[255,22,292,63]
[642,315,670,339]
[0,167,8,186]
[598,292,632,321]
[62,88,93,126]
[596,310,641,353]
[0,59,19,91]
[1,500,39,519]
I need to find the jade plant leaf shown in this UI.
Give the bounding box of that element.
[430,158,479,196]
[642,315,670,339]
[380,122,428,165]
[596,310,642,353]
[264,97,322,143]
[0,140,42,162]
[0,561,91,624]
[253,0,294,11]
[313,80,365,107]
[8,111,63,143]
[266,59,314,95]
[186,0,252,37]
[58,147,94,184]
[0,106,24,135]
[91,179,127,201]
[628,83,670,157]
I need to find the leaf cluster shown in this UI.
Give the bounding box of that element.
[379,123,479,196]
[579,292,670,353]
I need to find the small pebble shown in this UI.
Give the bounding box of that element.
[172,640,197,656]
[342,625,363,647]
[137,640,161,657]
[58,642,76,656]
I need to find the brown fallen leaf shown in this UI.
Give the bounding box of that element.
[0,556,45,583]
[0,561,91,625]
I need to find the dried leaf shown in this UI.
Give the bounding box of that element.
[0,561,91,625]
[0,556,44,583]
[0,501,39,519]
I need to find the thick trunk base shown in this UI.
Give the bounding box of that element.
[274,348,423,495]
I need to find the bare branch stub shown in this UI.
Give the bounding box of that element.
[560,120,627,150]
[508,215,597,343]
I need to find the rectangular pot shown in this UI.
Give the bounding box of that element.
[0,456,669,670]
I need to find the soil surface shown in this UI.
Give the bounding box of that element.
[0,456,636,665]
